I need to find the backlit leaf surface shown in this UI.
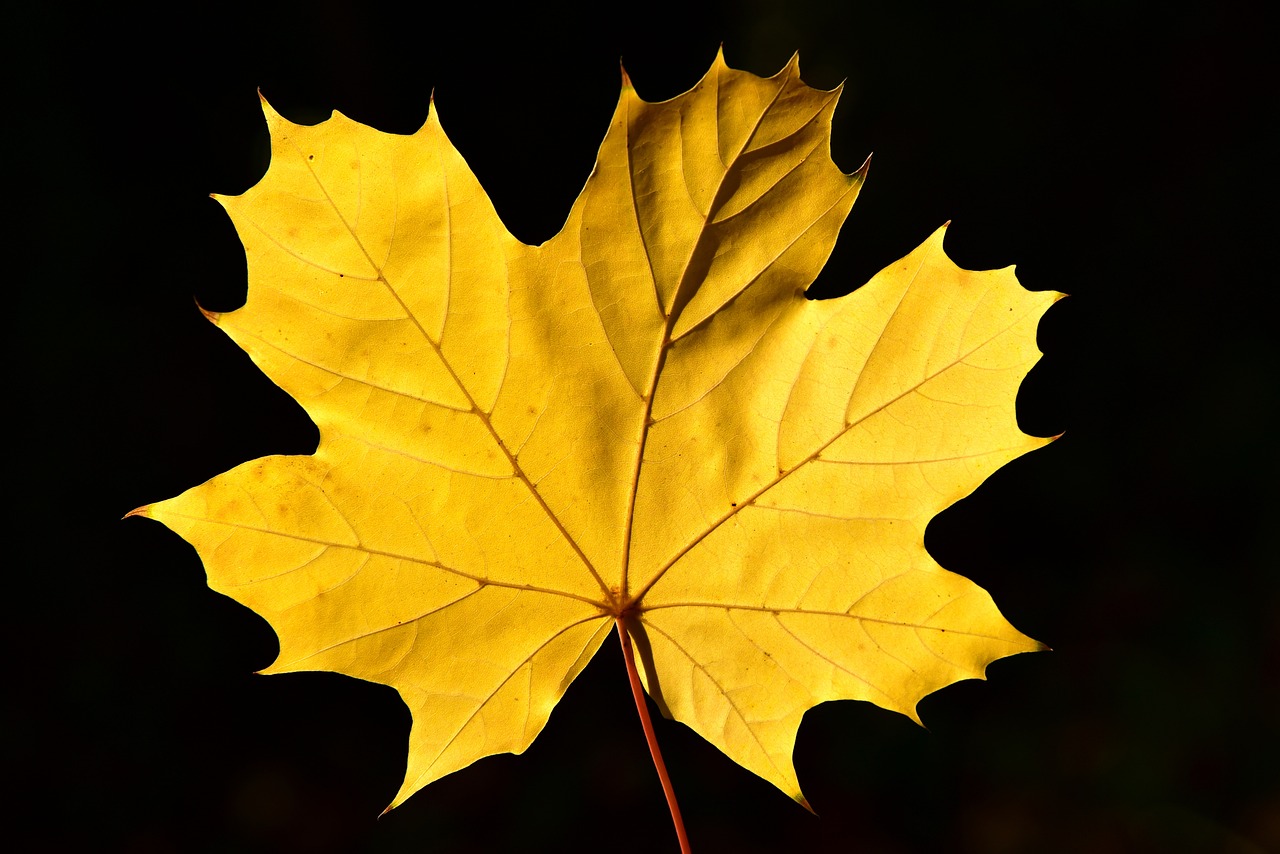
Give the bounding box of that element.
[139,52,1060,809]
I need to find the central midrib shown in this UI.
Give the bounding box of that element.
[617,63,798,605]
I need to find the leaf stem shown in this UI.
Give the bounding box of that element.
[615,617,691,854]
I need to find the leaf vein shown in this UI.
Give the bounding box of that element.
[295,123,610,597]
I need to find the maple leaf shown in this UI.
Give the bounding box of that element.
[135,51,1060,816]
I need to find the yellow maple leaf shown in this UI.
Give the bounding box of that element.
[135,51,1060,816]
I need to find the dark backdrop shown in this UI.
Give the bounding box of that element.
[13,1,1276,852]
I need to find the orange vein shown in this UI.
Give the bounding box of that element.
[290,135,612,598]
[635,601,1029,641]
[619,69,798,603]
[158,509,608,610]
[630,298,1048,604]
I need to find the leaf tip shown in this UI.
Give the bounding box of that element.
[122,505,151,521]
[709,43,736,78]
[194,297,221,325]
[382,782,417,816]
[796,794,816,815]
[782,50,802,80]
[253,660,288,677]
[257,90,288,127]
[618,59,633,92]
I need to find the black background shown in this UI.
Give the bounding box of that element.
[13,1,1276,851]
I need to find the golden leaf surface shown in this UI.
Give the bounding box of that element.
[138,52,1060,809]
